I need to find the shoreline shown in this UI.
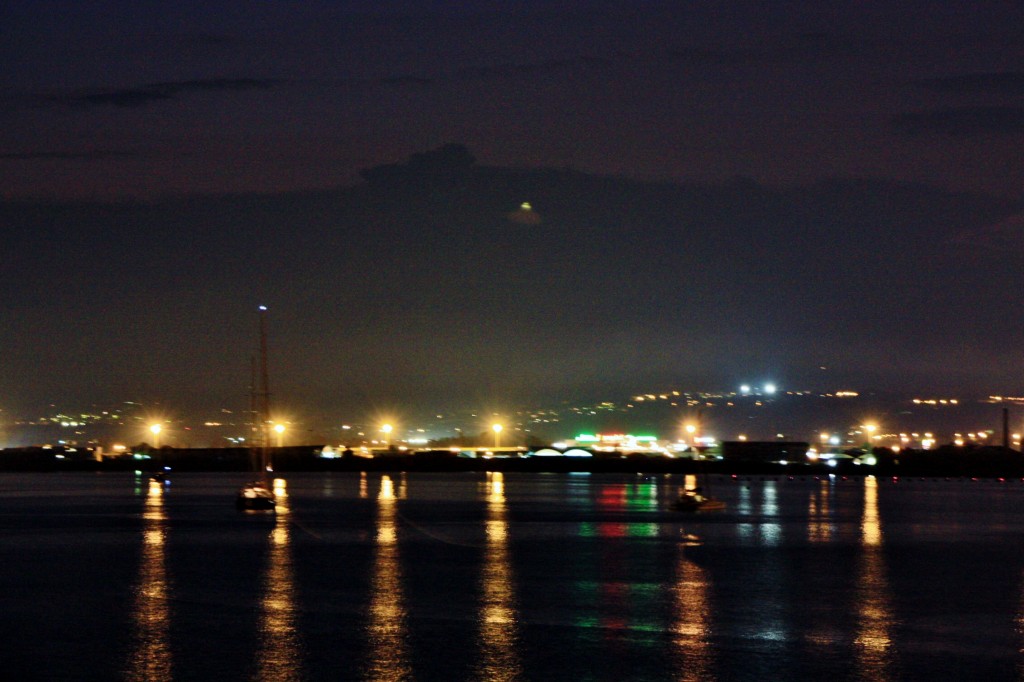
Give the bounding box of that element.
[2,444,1023,479]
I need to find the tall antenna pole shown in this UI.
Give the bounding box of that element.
[250,354,259,444]
[1004,407,1010,449]
[258,305,272,474]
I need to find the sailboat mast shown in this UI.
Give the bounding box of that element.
[257,305,272,474]
[250,355,259,445]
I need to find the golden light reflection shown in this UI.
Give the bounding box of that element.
[126,480,172,681]
[366,475,411,681]
[360,471,369,499]
[255,478,302,681]
[671,549,712,682]
[476,472,522,680]
[862,475,881,547]
[854,476,895,680]
[807,479,833,543]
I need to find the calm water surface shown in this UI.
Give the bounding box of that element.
[2,471,1024,681]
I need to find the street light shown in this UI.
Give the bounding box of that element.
[274,423,286,448]
[492,423,503,449]
[381,423,393,448]
[150,424,162,450]
[863,423,877,449]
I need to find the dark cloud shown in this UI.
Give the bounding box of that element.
[379,75,434,87]
[376,55,608,88]
[0,150,139,161]
[3,151,1019,414]
[667,32,873,66]
[39,78,278,109]
[916,72,1024,95]
[891,107,1024,135]
[456,58,581,80]
[949,212,1024,254]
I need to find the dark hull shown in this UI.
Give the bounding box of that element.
[672,493,726,512]
[235,483,276,511]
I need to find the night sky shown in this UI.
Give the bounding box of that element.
[2,2,1023,420]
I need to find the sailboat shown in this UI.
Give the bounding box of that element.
[236,305,277,511]
[673,487,726,512]
[672,464,726,512]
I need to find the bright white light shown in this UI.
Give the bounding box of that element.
[764,383,777,394]
[740,384,751,394]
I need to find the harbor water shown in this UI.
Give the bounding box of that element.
[3,471,1024,680]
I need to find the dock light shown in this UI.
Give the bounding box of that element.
[273,423,286,448]
[150,424,162,449]
[381,423,393,448]
[492,423,503,449]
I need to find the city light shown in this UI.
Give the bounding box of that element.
[863,423,878,443]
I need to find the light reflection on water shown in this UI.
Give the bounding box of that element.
[749,482,789,648]
[672,547,712,681]
[760,481,782,545]
[9,472,1024,680]
[476,472,522,681]
[125,479,172,681]
[366,475,411,681]
[808,478,834,543]
[254,478,302,681]
[854,475,895,680]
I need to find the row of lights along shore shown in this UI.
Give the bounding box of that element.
[140,419,1020,452]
